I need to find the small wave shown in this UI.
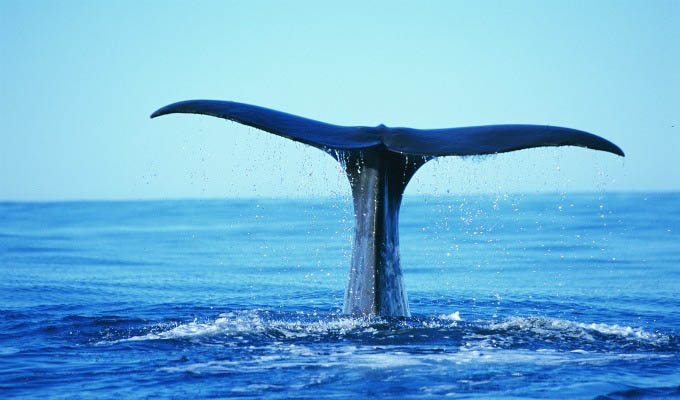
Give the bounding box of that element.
[156,344,672,377]
[94,310,680,379]
[486,316,671,347]
[104,311,675,358]
[159,345,425,375]
[439,311,462,321]
[112,310,380,343]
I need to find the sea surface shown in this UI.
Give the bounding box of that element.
[1,193,679,399]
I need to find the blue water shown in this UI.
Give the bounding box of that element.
[1,193,679,399]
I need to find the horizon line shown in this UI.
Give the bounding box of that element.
[0,189,677,204]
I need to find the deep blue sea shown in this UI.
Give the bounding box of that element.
[1,193,679,399]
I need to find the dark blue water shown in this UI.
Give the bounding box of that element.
[1,193,679,399]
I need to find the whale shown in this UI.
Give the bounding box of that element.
[151,100,624,317]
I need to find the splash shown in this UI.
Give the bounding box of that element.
[105,311,672,354]
[113,310,383,342]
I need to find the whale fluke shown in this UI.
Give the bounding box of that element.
[383,124,624,157]
[151,99,625,317]
[151,100,379,150]
[151,100,624,157]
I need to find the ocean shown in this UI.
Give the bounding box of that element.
[1,193,678,399]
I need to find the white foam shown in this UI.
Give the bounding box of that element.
[487,316,669,345]
[112,310,379,343]
[138,313,673,376]
[107,312,670,358]
[231,384,284,393]
[439,311,462,321]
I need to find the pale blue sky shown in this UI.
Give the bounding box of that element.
[1,1,678,200]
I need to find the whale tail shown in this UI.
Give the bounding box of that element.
[150,100,624,157]
[151,100,624,317]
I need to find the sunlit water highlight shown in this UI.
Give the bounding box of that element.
[1,193,678,398]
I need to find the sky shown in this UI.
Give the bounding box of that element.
[1,0,678,201]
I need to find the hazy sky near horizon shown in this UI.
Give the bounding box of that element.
[1,1,678,200]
